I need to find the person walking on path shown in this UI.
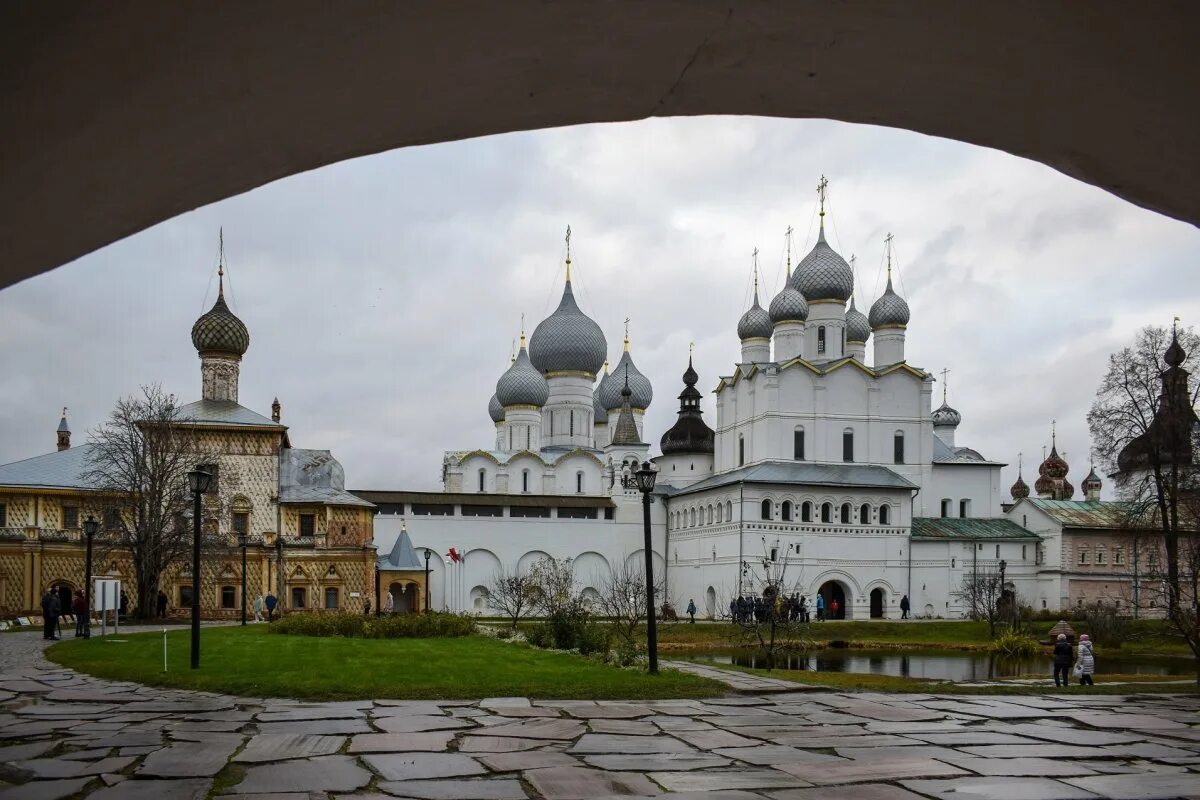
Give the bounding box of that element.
[900,595,910,620]
[265,593,278,622]
[385,592,394,614]
[156,590,168,619]
[253,595,264,622]
[815,593,825,622]
[72,590,86,637]
[1053,633,1073,687]
[1077,633,1096,686]
[41,589,60,640]
[687,599,697,623]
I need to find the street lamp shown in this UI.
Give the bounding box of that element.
[186,465,214,669]
[423,548,432,613]
[237,532,248,625]
[275,536,284,612]
[82,516,98,639]
[624,460,660,674]
[374,561,381,616]
[998,558,1008,627]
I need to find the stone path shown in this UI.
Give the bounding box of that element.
[1,634,1198,799]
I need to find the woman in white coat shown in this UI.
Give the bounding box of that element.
[1076,633,1096,686]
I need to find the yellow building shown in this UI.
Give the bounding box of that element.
[0,262,423,618]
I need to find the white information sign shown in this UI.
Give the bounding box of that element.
[94,579,121,636]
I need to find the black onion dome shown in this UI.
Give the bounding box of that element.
[488,394,505,423]
[931,402,962,427]
[868,276,911,329]
[845,295,871,343]
[191,286,250,356]
[769,285,809,325]
[737,296,773,340]
[528,280,607,375]
[1010,473,1030,499]
[791,229,854,302]
[660,357,715,455]
[599,350,653,410]
[496,345,549,407]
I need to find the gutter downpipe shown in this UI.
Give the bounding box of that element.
[908,486,919,603]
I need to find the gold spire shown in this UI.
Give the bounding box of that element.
[849,253,857,300]
[510,339,516,364]
[603,358,609,375]
[785,225,794,277]
[564,224,572,283]
[623,316,631,352]
[884,232,894,282]
[816,175,828,231]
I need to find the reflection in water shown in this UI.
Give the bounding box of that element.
[691,648,1193,680]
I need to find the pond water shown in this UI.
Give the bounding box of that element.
[687,647,1195,681]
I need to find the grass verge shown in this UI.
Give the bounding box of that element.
[46,625,723,701]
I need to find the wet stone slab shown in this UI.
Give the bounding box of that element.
[137,736,242,777]
[901,776,1100,800]
[476,750,580,771]
[0,776,94,800]
[581,752,732,771]
[769,784,931,800]
[347,731,455,753]
[361,752,487,781]
[374,777,529,799]
[522,765,661,799]
[233,733,345,762]
[230,754,371,794]
[86,777,213,800]
[649,767,810,792]
[774,756,969,785]
[940,756,1100,777]
[458,736,551,753]
[371,715,474,734]
[468,718,585,741]
[568,734,696,754]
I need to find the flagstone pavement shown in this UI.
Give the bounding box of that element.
[2,633,1199,799]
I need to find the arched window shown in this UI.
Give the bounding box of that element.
[690,508,696,526]
[840,503,851,524]
[738,435,745,466]
[960,499,971,518]
[821,502,832,523]
[761,499,772,520]
[526,426,531,450]
[726,500,733,521]
[894,430,905,464]
[508,427,513,450]
[818,325,826,354]
[569,409,574,436]
[879,504,890,525]
[842,428,854,462]
[478,469,486,492]
[716,504,723,524]
[781,500,793,522]
[859,503,870,524]
[707,505,714,524]
[522,469,530,493]
[576,471,584,493]
[291,587,307,609]
[801,501,812,522]
[325,587,339,609]
[793,427,805,460]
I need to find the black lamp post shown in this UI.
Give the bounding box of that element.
[624,460,660,674]
[998,558,1008,626]
[374,562,381,616]
[82,516,98,639]
[275,536,284,611]
[186,466,214,669]
[423,549,432,613]
[237,532,248,625]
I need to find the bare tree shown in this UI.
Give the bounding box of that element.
[954,565,1006,638]
[83,385,217,620]
[529,556,584,619]
[487,564,537,630]
[734,540,814,669]
[592,558,666,662]
[1088,324,1200,676]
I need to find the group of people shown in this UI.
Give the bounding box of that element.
[728,593,838,623]
[39,586,131,640]
[1053,632,1096,686]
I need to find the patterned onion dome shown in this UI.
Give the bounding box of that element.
[931,402,962,427]
[1033,473,1054,496]
[845,295,871,343]
[191,283,249,356]
[488,394,505,423]
[599,349,653,411]
[496,343,549,407]
[1040,444,1069,479]
[528,279,607,375]
[868,275,911,329]
[1010,473,1030,500]
[769,284,809,325]
[593,365,611,422]
[737,295,773,340]
[1061,479,1076,499]
[791,228,854,302]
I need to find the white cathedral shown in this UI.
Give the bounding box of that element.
[363,197,1043,620]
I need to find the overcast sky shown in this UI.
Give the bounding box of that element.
[2,116,1199,497]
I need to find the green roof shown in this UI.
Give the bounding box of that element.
[912,517,1040,541]
[1021,498,1136,529]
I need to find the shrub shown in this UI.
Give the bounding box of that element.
[270,612,475,639]
[525,623,555,649]
[990,631,1040,658]
[575,620,611,656]
[1079,602,1130,648]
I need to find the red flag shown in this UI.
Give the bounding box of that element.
[448,547,461,563]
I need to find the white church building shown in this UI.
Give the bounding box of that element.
[358,199,1042,620]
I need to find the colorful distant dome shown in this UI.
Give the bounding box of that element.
[1040,444,1069,479]
[845,295,871,343]
[1010,473,1030,500]
[496,340,549,407]
[528,277,607,376]
[191,279,249,356]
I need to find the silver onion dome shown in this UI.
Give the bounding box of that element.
[191,283,250,356]
[791,229,854,302]
[599,350,653,410]
[488,394,505,423]
[528,280,607,375]
[769,285,809,325]
[931,402,961,427]
[868,276,911,328]
[737,297,773,340]
[845,295,871,343]
[496,344,550,407]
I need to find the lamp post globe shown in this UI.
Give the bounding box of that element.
[186,465,213,670]
[82,516,98,639]
[237,533,248,625]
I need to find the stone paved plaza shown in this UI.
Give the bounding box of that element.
[2,634,1199,799]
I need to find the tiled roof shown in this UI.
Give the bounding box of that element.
[1020,498,1142,529]
[178,400,283,428]
[668,460,918,497]
[0,445,98,491]
[378,528,424,571]
[350,490,615,509]
[912,517,1040,540]
[279,448,374,508]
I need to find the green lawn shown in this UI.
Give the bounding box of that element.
[46,626,724,701]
